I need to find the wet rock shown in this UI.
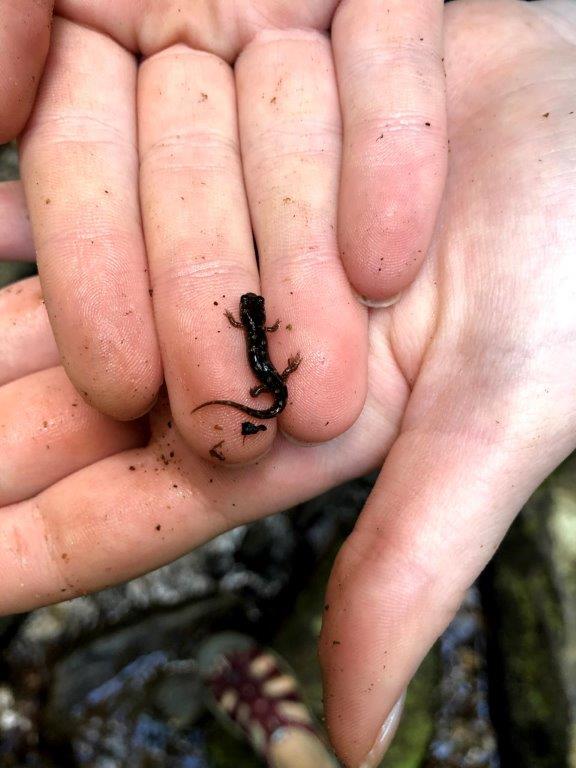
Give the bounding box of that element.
[0,684,39,766]
[0,261,35,289]
[0,618,18,643]
[425,588,499,768]
[483,456,576,768]
[72,653,209,768]
[44,598,235,741]
[0,143,18,181]
[7,518,295,671]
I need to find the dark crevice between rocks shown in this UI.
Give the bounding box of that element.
[479,487,571,768]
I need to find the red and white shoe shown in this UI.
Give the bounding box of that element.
[198,632,339,768]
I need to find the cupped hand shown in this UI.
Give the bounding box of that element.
[320,1,576,765]
[3,0,446,461]
[2,1,575,766]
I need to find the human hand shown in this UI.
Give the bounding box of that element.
[320,0,576,765]
[7,0,446,461]
[2,1,575,766]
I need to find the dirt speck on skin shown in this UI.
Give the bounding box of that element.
[209,440,225,462]
[128,465,136,471]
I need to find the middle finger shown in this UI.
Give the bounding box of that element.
[236,30,368,445]
[138,46,270,465]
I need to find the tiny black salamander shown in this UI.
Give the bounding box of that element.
[193,293,301,423]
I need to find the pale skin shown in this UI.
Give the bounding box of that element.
[6,0,448,452]
[1,1,576,767]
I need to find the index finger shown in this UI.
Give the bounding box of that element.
[333,0,447,302]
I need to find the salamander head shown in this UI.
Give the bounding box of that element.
[240,293,266,326]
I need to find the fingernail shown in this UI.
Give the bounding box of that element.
[354,291,402,309]
[279,429,321,448]
[359,692,406,768]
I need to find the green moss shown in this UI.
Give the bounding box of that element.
[206,720,262,768]
[487,490,570,767]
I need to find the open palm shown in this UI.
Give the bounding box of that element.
[1,1,575,766]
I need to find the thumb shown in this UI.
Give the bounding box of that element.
[319,406,572,768]
[0,0,54,143]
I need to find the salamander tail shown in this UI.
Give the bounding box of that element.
[192,399,282,419]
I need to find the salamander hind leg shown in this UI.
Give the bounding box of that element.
[250,383,269,398]
[281,352,302,381]
[265,319,280,332]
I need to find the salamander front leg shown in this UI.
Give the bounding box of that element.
[265,319,280,332]
[224,310,243,328]
[281,352,302,381]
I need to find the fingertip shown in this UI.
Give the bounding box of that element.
[333,0,448,303]
[339,163,444,301]
[279,320,368,445]
[358,692,406,768]
[65,350,163,422]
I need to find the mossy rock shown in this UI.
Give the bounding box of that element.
[0,141,18,181]
[484,462,576,768]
